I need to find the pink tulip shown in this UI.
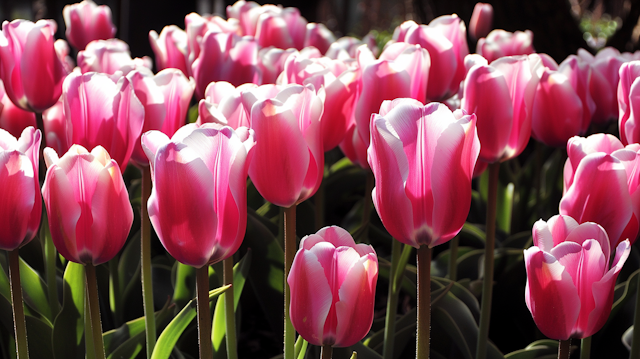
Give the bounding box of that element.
[184,12,240,74]
[325,35,378,60]
[0,81,36,139]
[128,69,195,166]
[0,19,68,112]
[191,31,261,98]
[254,6,307,50]
[149,25,189,76]
[393,15,469,101]
[368,100,480,247]
[477,29,535,63]
[618,61,640,145]
[469,3,493,40]
[304,23,336,55]
[197,81,256,128]
[288,225,378,347]
[258,47,298,84]
[142,124,255,268]
[525,215,630,340]
[461,54,542,163]
[78,39,152,75]
[226,0,263,36]
[42,145,132,265]
[244,84,324,207]
[54,39,76,73]
[63,71,145,171]
[578,47,625,124]
[42,99,69,156]
[0,127,41,250]
[63,0,116,50]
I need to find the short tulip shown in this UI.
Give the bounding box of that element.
[142,124,255,268]
[525,215,630,340]
[63,0,117,50]
[368,100,480,247]
[0,127,41,250]
[42,145,133,265]
[288,226,378,347]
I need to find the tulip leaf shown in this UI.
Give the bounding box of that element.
[151,285,229,359]
[211,250,252,358]
[172,262,196,310]
[497,182,514,234]
[52,261,85,359]
[623,325,633,351]
[26,315,54,358]
[611,269,640,318]
[348,342,383,359]
[504,339,557,359]
[349,351,357,359]
[19,257,54,324]
[461,223,487,245]
[115,231,141,308]
[0,262,10,301]
[294,334,308,359]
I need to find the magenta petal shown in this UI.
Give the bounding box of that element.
[0,151,35,250]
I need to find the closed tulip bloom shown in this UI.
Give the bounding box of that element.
[42,145,132,265]
[0,19,68,112]
[563,134,624,191]
[304,23,336,55]
[42,99,69,156]
[469,3,493,40]
[149,25,189,76]
[0,80,36,139]
[63,71,145,171]
[254,6,307,50]
[368,100,480,247]
[63,0,116,50]
[325,35,378,60]
[78,39,152,75]
[288,226,378,347]
[477,29,535,63]
[245,84,324,207]
[197,81,256,128]
[461,54,542,163]
[525,215,630,340]
[618,61,640,145]
[184,12,240,74]
[142,124,255,268]
[0,127,41,250]
[578,47,625,124]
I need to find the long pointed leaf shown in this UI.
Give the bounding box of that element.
[52,262,85,359]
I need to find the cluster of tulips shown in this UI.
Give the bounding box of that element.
[3,0,640,358]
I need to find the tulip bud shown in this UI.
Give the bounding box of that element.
[469,3,493,40]
[288,226,378,347]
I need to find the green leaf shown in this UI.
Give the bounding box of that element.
[52,262,85,359]
[505,339,558,358]
[294,334,308,359]
[172,262,196,310]
[151,285,230,359]
[348,342,382,359]
[26,315,54,358]
[497,182,514,234]
[19,257,53,324]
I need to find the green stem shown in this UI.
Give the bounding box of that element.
[86,264,106,359]
[417,246,431,359]
[284,205,297,359]
[631,270,640,359]
[448,236,459,282]
[196,265,212,359]
[558,339,571,359]
[581,336,591,359]
[383,240,402,359]
[314,177,325,231]
[476,162,499,359]
[223,257,238,359]
[109,258,122,326]
[141,166,156,358]
[321,344,333,359]
[9,250,29,359]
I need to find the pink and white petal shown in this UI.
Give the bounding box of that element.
[564,222,610,263]
[571,239,607,336]
[141,130,171,168]
[334,256,375,347]
[0,151,35,250]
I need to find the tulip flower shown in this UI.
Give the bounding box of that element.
[304,23,336,55]
[0,127,41,251]
[258,47,298,84]
[244,84,324,207]
[578,47,625,124]
[0,19,68,112]
[0,81,36,139]
[142,123,255,268]
[469,3,493,40]
[618,61,640,145]
[197,81,256,127]
[54,39,76,73]
[149,25,189,76]
[42,145,133,265]
[42,99,70,156]
[461,54,542,163]
[63,0,117,50]
[288,225,378,347]
[254,6,307,50]
[525,215,630,340]
[476,29,535,63]
[63,71,145,171]
[78,39,152,75]
[184,12,240,74]
[368,99,480,247]
[325,35,378,60]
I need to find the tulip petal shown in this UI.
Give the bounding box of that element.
[43,165,81,263]
[0,151,35,250]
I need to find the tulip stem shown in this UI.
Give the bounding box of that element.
[448,236,459,282]
[141,166,156,358]
[315,177,325,231]
[558,339,571,359]
[417,245,431,359]
[284,204,297,359]
[476,162,499,359]
[223,257,238,359]
[86,263,106,359]
[8,250,29,359]
[630,271,640,359]
[196,265,212,359]
[321,344,333,359]
[581,336,591,359]
[383,240,402,359]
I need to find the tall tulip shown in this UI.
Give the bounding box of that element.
[0,19,68,112]
[288,226,378,348]
[525,215,630,340]
[149,25,189,76]
[63,0,117,50]
[469,3,493,40]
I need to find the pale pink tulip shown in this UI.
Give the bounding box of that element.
[368,100,480,247]
[288,226,378,347]
[258,47,298,84]
[63,0,116,50]
[0,127,41,250]
[469,3,493,40]
[142,124,255,267]
[78,39,152,75]
[325,35,378,60]
[477,29,535,63]
[525,215,630,339]
[197,81,256,128]
[149,25,189,76]
[184,12,239,74]
[304,23,336,55]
